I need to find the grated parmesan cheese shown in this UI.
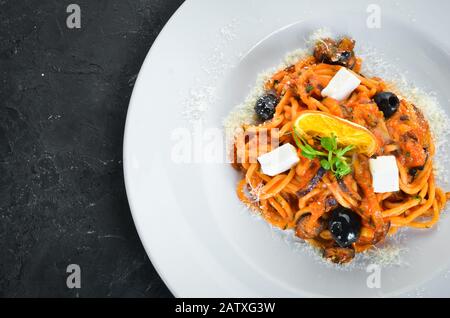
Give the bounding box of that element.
[184,20,239,123]
[182,86,216,123]
[305,27,334,49]
[282,49,309,68]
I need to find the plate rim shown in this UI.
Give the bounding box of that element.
[122,0,191,297]
[123,0,450,297]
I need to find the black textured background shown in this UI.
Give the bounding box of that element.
[0,0,185,297]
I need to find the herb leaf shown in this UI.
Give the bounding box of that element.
[320,159,331,170]
[292,130,354,179]
[335,160,351,179]
[292,127,303,149]
[301,150,316,160]
[336,144,355,158]
[321,136,335,152]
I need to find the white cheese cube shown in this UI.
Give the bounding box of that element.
[369,156,400,193]
[321,68,361,101]
[257,143,299,177]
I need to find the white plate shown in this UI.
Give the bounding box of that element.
[124,0,450,297]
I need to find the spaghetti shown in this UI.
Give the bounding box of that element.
[231,37,450,264]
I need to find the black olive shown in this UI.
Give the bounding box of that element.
[337,51,351,64]
[255,93,279,121]
[409,165,424,177]
[374,92,400,118]
[328,207,361,248]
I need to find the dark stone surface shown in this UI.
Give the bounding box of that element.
[0,0,184,297]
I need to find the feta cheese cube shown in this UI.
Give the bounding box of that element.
[257,143,299,177]
[321,68,361,101]
[369,156,400,193]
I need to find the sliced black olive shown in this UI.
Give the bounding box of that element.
[374,92,400,118]
[254,93,279,121]
[328,207,361,248]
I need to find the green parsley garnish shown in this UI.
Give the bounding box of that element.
[293,128,355,179]
[305,84,314,93]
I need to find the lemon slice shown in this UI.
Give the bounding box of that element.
[293,111,378,156]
